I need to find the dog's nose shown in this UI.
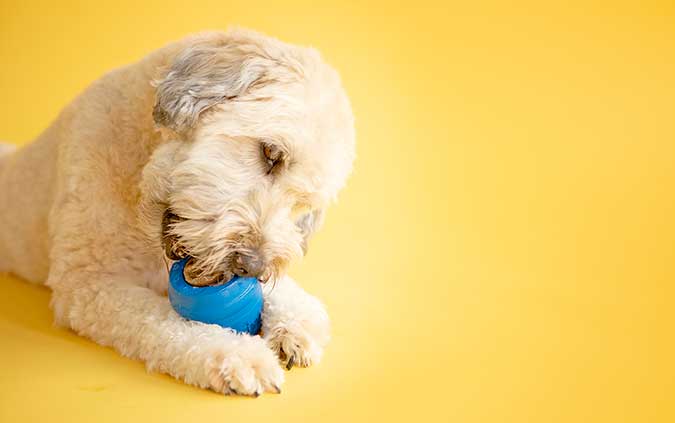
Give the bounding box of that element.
[232,252,264,278]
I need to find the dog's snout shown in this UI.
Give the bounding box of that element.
[232,252,264,279]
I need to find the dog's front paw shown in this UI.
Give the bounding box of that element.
[206,336,284,396]
[264,318,330,370]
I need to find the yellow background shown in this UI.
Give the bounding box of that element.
[1,1,674,422]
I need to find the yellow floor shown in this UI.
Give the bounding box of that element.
[1,1,674,422]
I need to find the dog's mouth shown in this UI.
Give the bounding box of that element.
[161,209,271,286]
[162,210,224,286]
[182,257,232,286]
[161,210,188,261]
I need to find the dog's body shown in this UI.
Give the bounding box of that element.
[0,29,354,395]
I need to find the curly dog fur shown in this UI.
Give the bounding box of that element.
[0,28,355,396]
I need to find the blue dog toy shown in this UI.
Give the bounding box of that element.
[168,258,263,335]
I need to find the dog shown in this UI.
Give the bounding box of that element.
[0,28,355,396]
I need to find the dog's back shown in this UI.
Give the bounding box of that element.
[0,142,15,164]
[0,35,197,284]
[0,135,57,282]
[0,36,182,283]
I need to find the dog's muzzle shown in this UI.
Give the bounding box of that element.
[161,209,271,285]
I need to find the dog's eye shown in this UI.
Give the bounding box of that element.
[261,142,283,174]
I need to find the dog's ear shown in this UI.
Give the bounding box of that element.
[297,209,325,255]
[152,43,271,135]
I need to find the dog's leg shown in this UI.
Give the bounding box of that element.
[262,276,330,369]
[48,265,284,395]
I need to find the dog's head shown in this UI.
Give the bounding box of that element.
[144,29,355,285]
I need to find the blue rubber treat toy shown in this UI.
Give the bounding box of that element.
[168,258,263,335]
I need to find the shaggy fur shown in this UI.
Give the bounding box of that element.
[0,28,354,396]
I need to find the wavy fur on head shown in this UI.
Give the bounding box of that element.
[0,28,354,396]
[141,28,355,283]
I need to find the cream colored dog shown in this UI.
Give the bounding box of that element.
[0,28,355,396]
